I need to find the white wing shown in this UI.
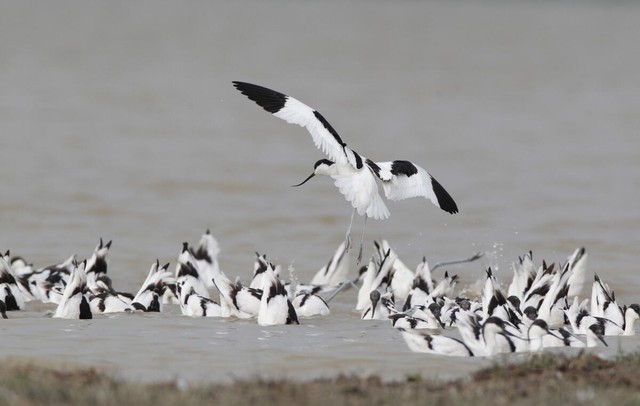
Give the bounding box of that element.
[372,160,458,214]
[333,169,389,220]
[233,81,357,167]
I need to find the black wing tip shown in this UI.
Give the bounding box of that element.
[430,177,459,214]
[444,203,459,214]
[232,81,287,114]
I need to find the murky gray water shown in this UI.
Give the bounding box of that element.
[1,1,639,383]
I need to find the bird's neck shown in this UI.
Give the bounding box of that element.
[623,310,638,335]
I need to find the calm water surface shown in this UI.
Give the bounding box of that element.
[0,1,639,382]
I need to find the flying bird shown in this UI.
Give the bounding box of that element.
[233,81,458,263]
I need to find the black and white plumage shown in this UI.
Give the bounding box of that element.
[87,275,136,313]
[233,81,458,262]
[174,242,222,317]
[257,264,298,326]
[521,306,539,329]
[399,328,474,357]
[361,289,392,320]
[175,242,209,299]
[429,271,460,302]
[481,316,529,354]
[7,256,37,302]
[591,273,624,328]
[566,247,588,298]
[507,251,537,303]
[527,319,586,351]
[188,229,221,289]
[249,253,280,290]
[622,304,640,336]
[81,239,136,313]
[132,260,174,312]
[454,311,528,356]
[536,262,572,327]
[178,286,223,317]
[88,291,134,314]
[84,239,112,294]
[290,242,351,299]
[26,254,76,304]
[404,302,445,329]
[0,300,7,319]
[0,252,25,311]
[228,280,263,318]
[376,240,414,306]
[356,245,396,311]
[391,313,436,330]
[210,259,262,319]
[521,261,557,312]
[566,296,624,336]
[292,291,330,317]
[403,257,434,311]
[565,297,592,335]
[309,241,350,287]
[585,323,609,347]
[53,261,92,319]
[439,297,461,327]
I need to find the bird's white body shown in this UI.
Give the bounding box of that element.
[89,292,133,314]
[175,243,209,300]
[0,253,25,311]
[84,239,112,294]
[322,163,390,220]
[356,247,397,311]
[527,319,586,351]
[189,230,221,289]
[179,288,223,317]
[392,314,437,330]
[250,253,281,290]
[566,247,588,298]
[212,269,261,319]
[309,241,350,287]
[54,262,92,319]
[622,305,640,336]
[591,274,624,328]
[403,258,433,310]
[292,291,330,317]
[257,265,298,326]
[407,303,444,329]
[132,260,175,312]
[399,328,474,357]
[27,254,76,304]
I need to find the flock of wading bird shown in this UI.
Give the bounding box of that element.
[0,231,638,357]
[2,82,637,357]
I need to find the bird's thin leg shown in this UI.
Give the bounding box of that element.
[344,208,356,253]
[356,215,368,266]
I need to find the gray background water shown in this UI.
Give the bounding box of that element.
[0,1,639,383]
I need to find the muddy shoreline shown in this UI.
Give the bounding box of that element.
[1,352,639,405]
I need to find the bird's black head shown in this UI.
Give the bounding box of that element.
[507,295,521,309]
[531,318,549,331]
[524,306,538,320]
[313,159,334,170]
[484,316,506,328]
[588,323,608,346]
[370,289,381,303]
[292,159,335,187]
